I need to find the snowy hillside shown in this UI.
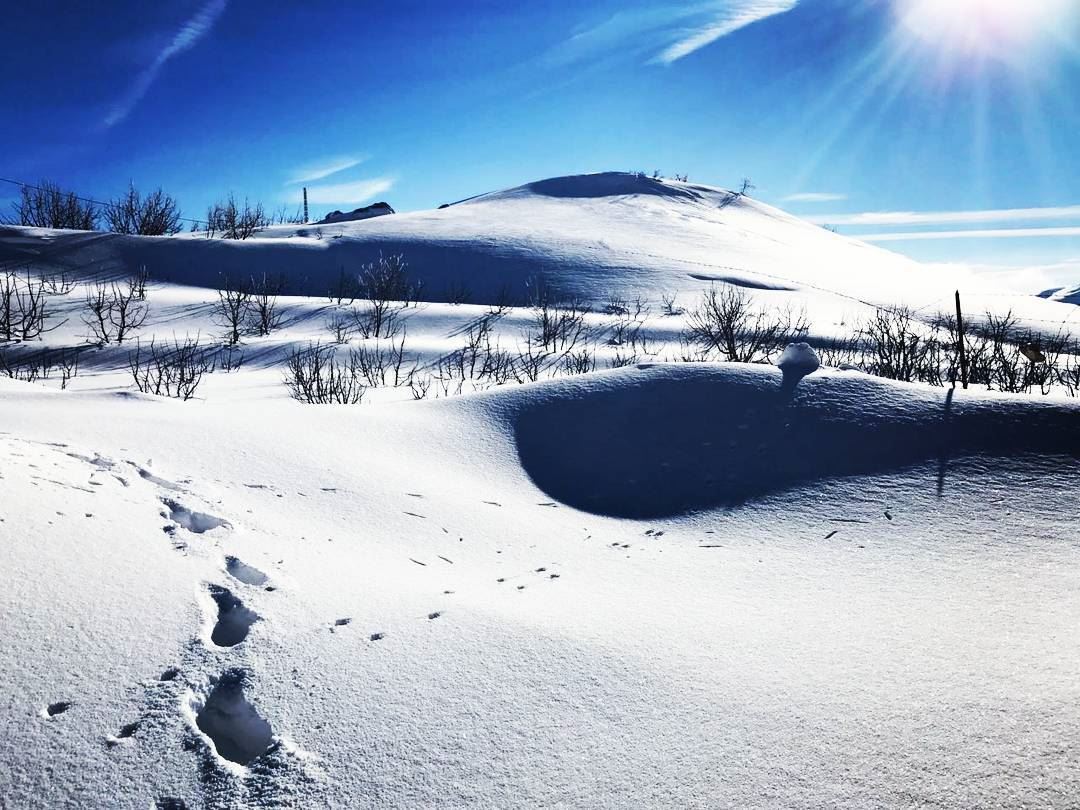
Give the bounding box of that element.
[2,172,1073,334]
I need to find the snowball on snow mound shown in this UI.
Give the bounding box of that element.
[777,343,821,375]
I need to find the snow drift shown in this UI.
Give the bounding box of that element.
[495,363,1080,517]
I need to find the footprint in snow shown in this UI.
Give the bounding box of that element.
[162,499,230,534]
[194,670,274,766]
[207,585,259,648]
[225,555,268,587]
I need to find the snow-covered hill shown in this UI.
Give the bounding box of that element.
[2,172,1072,332]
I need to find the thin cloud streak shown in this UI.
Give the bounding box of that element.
[287,155,367,185]
[861,227,1080,242]
[104,0,227,129]
[654,1,799,64]
[294,178,395,206]
[809,204,1080,227]
[783,192,847,203]
[548,1,799,67]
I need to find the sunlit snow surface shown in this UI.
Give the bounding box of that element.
[2,173,1080,808]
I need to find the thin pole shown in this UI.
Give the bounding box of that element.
[955,290,969,390]
[303,187,309,224]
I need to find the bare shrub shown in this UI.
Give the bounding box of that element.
[608,350,640,369]
[815,335,864,370]
[354,253,417,338]
[513,340,552,384]
[41,269,76,295]
[106,183,182,235]
[249,273,285,336]
[353,329,412,387]
[0,345,81,388]
[326,312,352,344]
[215,276,251,345]
[283,343,366,404]
[328,267,359,305]
[128,337,213,400]
[686,285,808,363]
[270,205,305,225]
[82,277,148,345]
[859,308,936,383]
[206,194,268,240]
[435,313,516,392]
[130,265,149,300]
[608,299,650,356]
[354,303,402,340]
[8,181,99,229]
[217,346,244,373]
[1060,352,1080,397]
[532,298,590,352]
[408,373,433,400]
[563,347,596,375]
[1,268,65,341]
[660,292,682,316]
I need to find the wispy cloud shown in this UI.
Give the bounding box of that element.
[548,1,799,67]
[654,1,800,64]
[807,205,1080,227]
[783,192,848,203]
[861,227,1080,242]
[287,155,367,186]
[291,178,395,206]
[104,0,227,129]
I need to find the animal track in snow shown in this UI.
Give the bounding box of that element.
[118,721,140,738]
[194,671,274,766]
[225,556,268,587]
[162,499,230,534]
[131,463,183,491]
[45,701,71,717]
[207,586,259,647]
[107,721,141,746]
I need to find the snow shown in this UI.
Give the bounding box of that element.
[3,172,1076,336]
[2,172,1080,808]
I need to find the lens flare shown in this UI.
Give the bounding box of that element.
[895,0,1072,59]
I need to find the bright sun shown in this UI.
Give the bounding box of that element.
[895,0,1071,58]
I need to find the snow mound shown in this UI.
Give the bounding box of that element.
[503,363,1080,518]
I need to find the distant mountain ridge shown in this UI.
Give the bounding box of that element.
[1038,284,1080,306]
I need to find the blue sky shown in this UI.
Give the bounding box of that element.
[3,0,1080,282]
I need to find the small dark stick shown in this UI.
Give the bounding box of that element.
[955,290,969,390]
